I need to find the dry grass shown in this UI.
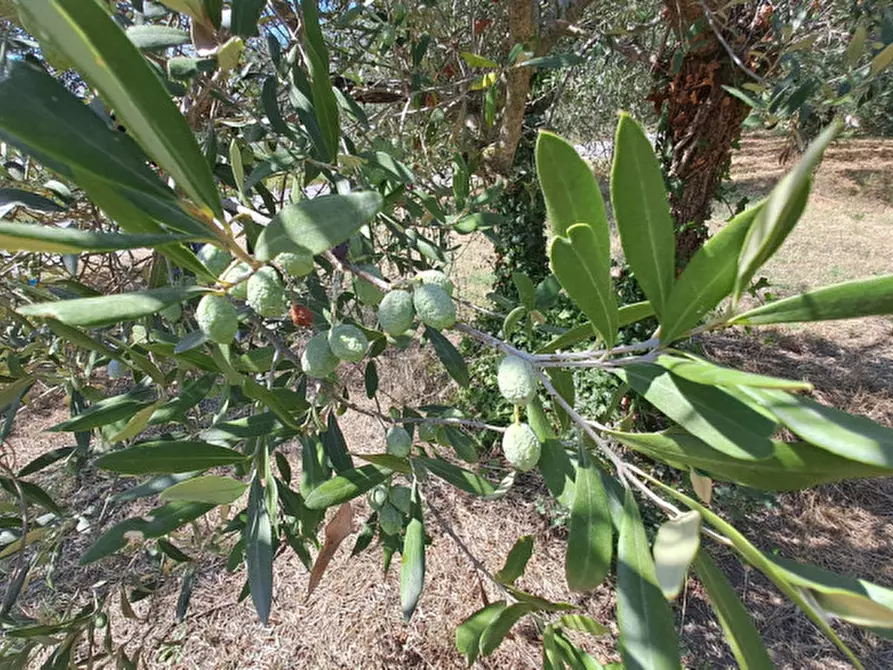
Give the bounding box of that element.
[4,134,893,669]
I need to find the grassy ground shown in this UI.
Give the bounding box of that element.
[4,134,893,669]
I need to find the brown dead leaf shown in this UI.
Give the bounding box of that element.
[306,503,354,598]
[690,469,713,505]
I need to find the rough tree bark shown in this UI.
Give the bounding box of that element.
[655,0,775,266]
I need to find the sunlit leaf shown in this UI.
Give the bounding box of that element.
[730,275,893,326]
[303,465,391,510]
[246,479,274,624]
[551,223,618,348]
[495,535,534,586]
[95,440,246,474]
[653,511,701,599]
[693,551,775,669]
[738,386,893,469]
[456,602,507,665]
[566,447,612,592]
[18,0,222,217]
[611,114,675,320]
[161,475,248,505]
[254,192,382,261]
[18,286,204,328]
[615,364,776,460]
[735,121,841,295]
[660,205,762,343]
[536,130,610,240]
[617,489,681,670]
[81,502,213,564]
[401,489,425,620]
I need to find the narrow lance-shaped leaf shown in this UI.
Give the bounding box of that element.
[302,0,340,160]
[615,364,776,460]
[425,326,469,387]
[769,556,893,632]
[18,286,204,328]
[81,502,213,564]
[646,476,863,668]
[400,486,425,621]
[656,354,812,391]
[660,204,762,343]
[693,551,775,670]
[0,188,65,212]
[535,301,654,354]
[414,456,497,497]
[245,479,274,624]
[550,223,618,348]
[653,511,701,600]
[495,535,534,586]
[731,274,893,326]
[0,62,172,200]
[536,130,610,243]
[322,413,354,473]
[611,113,675,320]
[254,192,382,261]
[737,386,893,469]
[735,121,841,295]
[609,428,893,492]
[160,475,248,505]
[95,440,246,474]
[479,603,538,657]
[0,222,202,255]
[565,445,612,592]
[455,602,507,666]
[303,465,392,510]
[18,0,222,217]
[617,489,682,670]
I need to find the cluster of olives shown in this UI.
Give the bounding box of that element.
[194,243,315,345]
[376,269,457,335]
[496,355,542,472]
[301,268,457,379]
[367,481,412,535]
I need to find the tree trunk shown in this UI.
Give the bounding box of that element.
[489,0,596,174]
[662,49,750,265]
[490,0,536,175]
[655,0,771,266]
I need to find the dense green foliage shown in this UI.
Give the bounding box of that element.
[1,2,893,669]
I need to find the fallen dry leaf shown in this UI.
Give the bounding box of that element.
[307,502,354,598]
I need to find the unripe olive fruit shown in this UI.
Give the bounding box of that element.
[196,294,238,344]
[219,261,252,299]
[416,269,454,296]
[501,422,541,472]
[301,331,339,379]
[386,426,412,458]
[497,355,537,406]
[247,266,286,317]
[197,244,232,277]
[378,290,415,336]
[367,485,389,511]
[328,324,368,362]
[275,249,314,277]
[413,284,456,330]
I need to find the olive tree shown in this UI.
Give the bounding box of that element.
[2,2,893,668]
